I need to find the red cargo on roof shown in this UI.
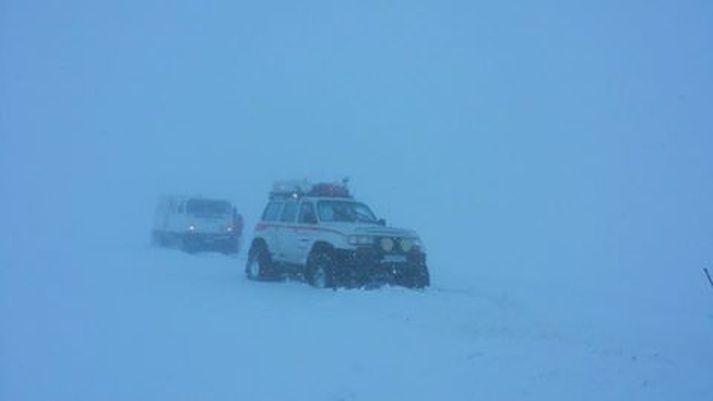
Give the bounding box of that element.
[308,183,351,198]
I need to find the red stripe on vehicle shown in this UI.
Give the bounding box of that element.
[254,222,345,236]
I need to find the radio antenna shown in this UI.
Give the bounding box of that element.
[704,268,713,290]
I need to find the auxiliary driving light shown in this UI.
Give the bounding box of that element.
[400,239,413,252]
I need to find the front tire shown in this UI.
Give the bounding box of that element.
[180,235,198,253]
[406,264,430,289]
[306,251,337,289]
[222,237,240,255]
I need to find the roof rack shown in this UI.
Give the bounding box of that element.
[270,179,352,200]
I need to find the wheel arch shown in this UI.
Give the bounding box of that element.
[250,236,268,250]
[309,241,335,258]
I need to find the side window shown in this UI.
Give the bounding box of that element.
[298,202,317,224]
[280,202,298,223]
[262,202,283,222]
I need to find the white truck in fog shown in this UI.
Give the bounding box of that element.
[152,196,243,254]
[246,180,430,288]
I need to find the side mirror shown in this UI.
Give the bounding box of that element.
[377,218,387,226]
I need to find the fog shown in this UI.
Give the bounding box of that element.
[2,1,712,399]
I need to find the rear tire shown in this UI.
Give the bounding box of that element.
[246,242,276,280]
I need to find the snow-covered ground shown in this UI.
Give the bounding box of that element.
[3,232,711,401]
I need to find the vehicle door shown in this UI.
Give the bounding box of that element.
[276,201,299,262]
[258,201,284,258]
[294,201,318,264]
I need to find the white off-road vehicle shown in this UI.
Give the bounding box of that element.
[246,181,430,288]
[151,196,243,254]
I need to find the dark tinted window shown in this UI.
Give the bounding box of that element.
[317,201,377,223]
[186,199,230,216]
[280,202,298,222]
[262,202,283,222]
[298,202,317,224]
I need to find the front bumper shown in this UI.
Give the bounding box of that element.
[333,247,427,286]
[184,232,240,252]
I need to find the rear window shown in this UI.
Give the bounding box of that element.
[262,202,283,222]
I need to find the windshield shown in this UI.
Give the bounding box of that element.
[186,199,231,217]
[317,200,377,223]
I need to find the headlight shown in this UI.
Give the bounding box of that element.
[188,224,196,231]
[380,237,395,252]
[227,226,233,232]
[347,235,374,246]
